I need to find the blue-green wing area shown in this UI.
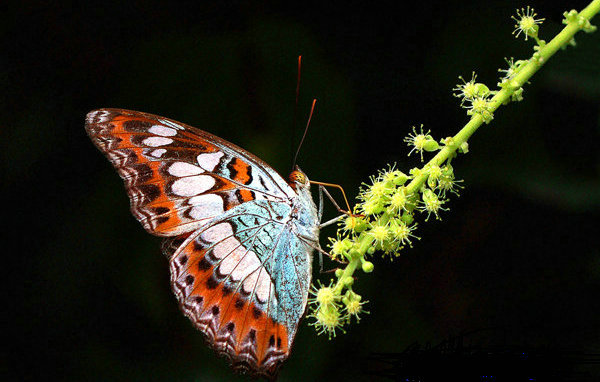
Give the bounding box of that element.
[166,199,313,378]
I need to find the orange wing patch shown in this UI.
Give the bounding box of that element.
[228,157,253,185]
[170,235,290,378]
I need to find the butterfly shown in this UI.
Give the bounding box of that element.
[85,108,322,378]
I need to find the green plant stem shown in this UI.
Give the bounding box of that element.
[334,0,600,290]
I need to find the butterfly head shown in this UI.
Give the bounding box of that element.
[288,166,310,191]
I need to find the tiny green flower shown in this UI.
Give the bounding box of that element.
[498,58,528,84]
[467,96,494,123]
[441,163,454,177]
[328,235,346,260]
[387,187,409,213]
[343,292,368,322]
[470,97,489,113]
[418,188,447,220]
[531,51,544,65]
[499,57,516,81]
[512,7,545,41]
[316,285,336,306]
[369,180,392,199]
[438,176,464,198]
[345,299,364,316]
[498,63,526,99]
[404,125,436,162]
[309,279,339,307]
[342,238,354,251]
[389,218,419,246]
[367,223,390,247]
[453,73,490,105]
[426,164,443,188]
[453,72,477,100]
[311,305,346,338]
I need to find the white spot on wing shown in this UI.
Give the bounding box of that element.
[171,175,215,196]
[242,271,259,294]
[87,110,111,124]
[149,125,177,136]
[188,194,224,220]
[201,222,233,243]
[150,148,166,158]
[231,251,262,281]
[253,269,272,303]
[212,236,240,259]
[241,268,272,303]
[200,221,274,304]
[168,162,204,177]
[197,151,224,171]
[143,136,173,147]
[218,245,246,275]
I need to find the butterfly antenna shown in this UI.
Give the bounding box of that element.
[293,98,317,168]
[291,55,302,170]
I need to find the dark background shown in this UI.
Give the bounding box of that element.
[4,1,599,381]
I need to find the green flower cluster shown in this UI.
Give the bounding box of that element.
[307,2,599,339]
[307,127,464,337]
[307,279,368,338]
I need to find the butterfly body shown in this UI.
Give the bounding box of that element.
[86,109,319,378]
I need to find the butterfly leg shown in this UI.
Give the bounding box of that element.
[317,185,324,222]
[311,186,350,272]
[310,180,355,216]
[299,234,346,274]
[319,215,345,229]
[314,185,328,272]
[317,186,346,229]
[298,234,326,272]
[321,186,348,215]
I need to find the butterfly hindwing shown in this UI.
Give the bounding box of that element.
[168,199,314,378]
[85,109,295,236]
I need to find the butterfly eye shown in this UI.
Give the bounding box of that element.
[288,170,307,185]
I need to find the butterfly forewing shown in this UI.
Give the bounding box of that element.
[85,109,294,236]
[86,109,319,378]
